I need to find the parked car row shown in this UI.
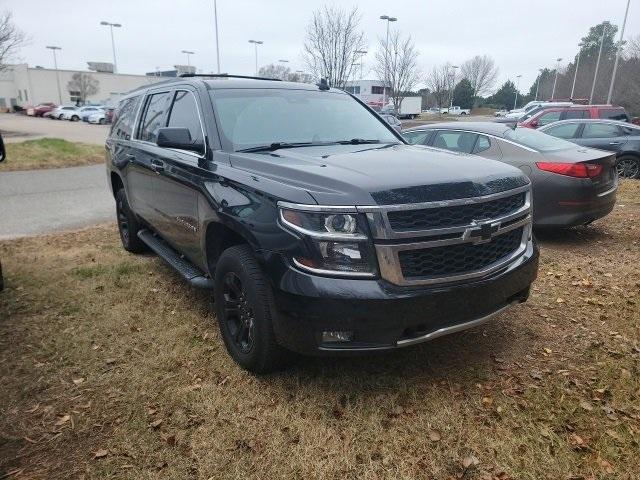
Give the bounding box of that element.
[24,103,114,125]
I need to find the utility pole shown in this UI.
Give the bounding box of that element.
[379,15,397,108]
[213,0,221,73]
[607,0,631,104]
[46,46,62,104]
[449,65,459,108]
[551,57,562,100]
[100,21,121,73]
[590,24,607,104]
[535,68,543,101]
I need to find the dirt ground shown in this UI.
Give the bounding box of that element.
[0,181,638,480]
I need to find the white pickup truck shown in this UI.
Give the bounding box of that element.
[446,106,470,116]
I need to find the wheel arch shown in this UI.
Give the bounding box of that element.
[203,221,249,277]
[110,171,124,198]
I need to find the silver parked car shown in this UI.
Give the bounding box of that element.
[380,113,402,132]
[402,122,618,228]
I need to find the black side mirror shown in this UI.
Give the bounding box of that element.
[0,132,5,163]
[156,127,204,154]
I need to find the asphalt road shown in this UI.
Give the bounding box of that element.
[0,164,114,239]
[0,114,109,145]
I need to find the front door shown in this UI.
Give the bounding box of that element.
[150,89,207,261]
[577,122,627,153]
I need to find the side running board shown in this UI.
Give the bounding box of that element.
[137,229,214,289]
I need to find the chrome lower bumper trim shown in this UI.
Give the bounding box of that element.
[395,302,515,347]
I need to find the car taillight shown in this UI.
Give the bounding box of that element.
[536,162,603,178]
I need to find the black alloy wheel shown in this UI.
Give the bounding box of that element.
[221,272,255,354]
[115,189,148,253]
[616,155,640,179]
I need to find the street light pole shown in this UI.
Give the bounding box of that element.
[100,21,121,73]
[514,75,522,109]
[379,15,397,108]
[570,43,584,100]
[248,40,263,76]
[551,57,562,100]
[182,50,195,67]
[607,0,631,104]
[213,0,221,73]
[590,24,607,104]
[448,65,459,108]
[535,68,544,101]
[355,50,367,81]
[46,46,62,105]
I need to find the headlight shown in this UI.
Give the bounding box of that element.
[278,205,377,277]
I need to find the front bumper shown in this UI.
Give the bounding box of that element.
[268,240,538,355]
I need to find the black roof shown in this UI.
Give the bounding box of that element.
[124,75,335,97]
[404,122,513,137]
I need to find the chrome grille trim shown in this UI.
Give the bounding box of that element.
[368,186,533,286]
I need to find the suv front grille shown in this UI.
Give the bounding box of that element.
[387,192,526,231]
[398,227,523,279]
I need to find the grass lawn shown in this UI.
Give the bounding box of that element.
[0,181,638,479]
[0,138,104,171]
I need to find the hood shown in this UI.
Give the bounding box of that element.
[229,144,529,206]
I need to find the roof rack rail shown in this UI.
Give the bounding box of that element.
[178,73,281,81]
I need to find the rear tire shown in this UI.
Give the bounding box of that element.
[616,155,640,179]
[115,189,148,253]
[214,245,290,373]
[99,118,105,125]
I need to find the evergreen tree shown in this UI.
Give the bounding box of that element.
[452,79,474,109]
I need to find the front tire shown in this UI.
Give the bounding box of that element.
[616,155,640,179]
[99,118,105,125]
[115,189,148,253]
[214,245,290,373]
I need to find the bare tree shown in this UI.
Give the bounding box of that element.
[0,11,28,71]
[424,64,452,109]
[373,30,420,112]
[67,73,99,104]
[460,54,499,98]
[303,5,366,89]
[258,63,292,80]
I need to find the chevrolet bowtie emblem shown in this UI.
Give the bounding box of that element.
[466,221,501,244]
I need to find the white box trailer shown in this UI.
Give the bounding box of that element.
[397,96,421,119]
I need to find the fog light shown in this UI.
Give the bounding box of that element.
[321,330,354,343]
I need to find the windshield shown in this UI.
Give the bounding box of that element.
[504,127,577,152]
[209,88,399,151]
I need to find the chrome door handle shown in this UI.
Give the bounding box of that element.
[609,142,621,145]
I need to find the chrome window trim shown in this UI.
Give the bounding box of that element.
[277,201,359,213]
[405,128,538,153]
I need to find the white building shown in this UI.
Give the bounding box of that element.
[0,63,168,109]
[344,79,391,109]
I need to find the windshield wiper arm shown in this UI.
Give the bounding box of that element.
[334,138,385,145]
[237,142,315,153]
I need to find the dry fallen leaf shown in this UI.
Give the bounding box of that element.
[428,429,441,442]
[579,400,594,411]
[54,414,71,426]
[94,449,108,459]
[72,378,85,385]
[150,419,163,429]
[462,455,480,469]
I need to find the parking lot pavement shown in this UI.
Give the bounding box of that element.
[0,164,113,239]
[0,113,109,145]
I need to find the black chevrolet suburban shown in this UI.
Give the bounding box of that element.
[106,75,539,373]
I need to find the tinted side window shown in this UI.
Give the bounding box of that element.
[545,123,581,139]
[110,95,141,140]
[402,130,431,145]
[432,131,478,153]
[600,109,629,121]
[581,123,621,139]
[473,135,491,153]
[167,90,204,148]
[537,111,562,126]
[564,109,588,119]
[139,92,172,143]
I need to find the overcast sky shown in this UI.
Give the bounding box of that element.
[5,0,639,93]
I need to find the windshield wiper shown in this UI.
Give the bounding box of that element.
[334,138,386,145]
[237,142,315,153]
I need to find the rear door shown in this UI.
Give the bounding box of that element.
[430,130,479,153]
[402,129,433,145]
[577,122,627,153]
[150,88,207,260]
[598,108,630,122]
[534,110,562,128]
[129,90,173,225]
[561,109,589,121]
